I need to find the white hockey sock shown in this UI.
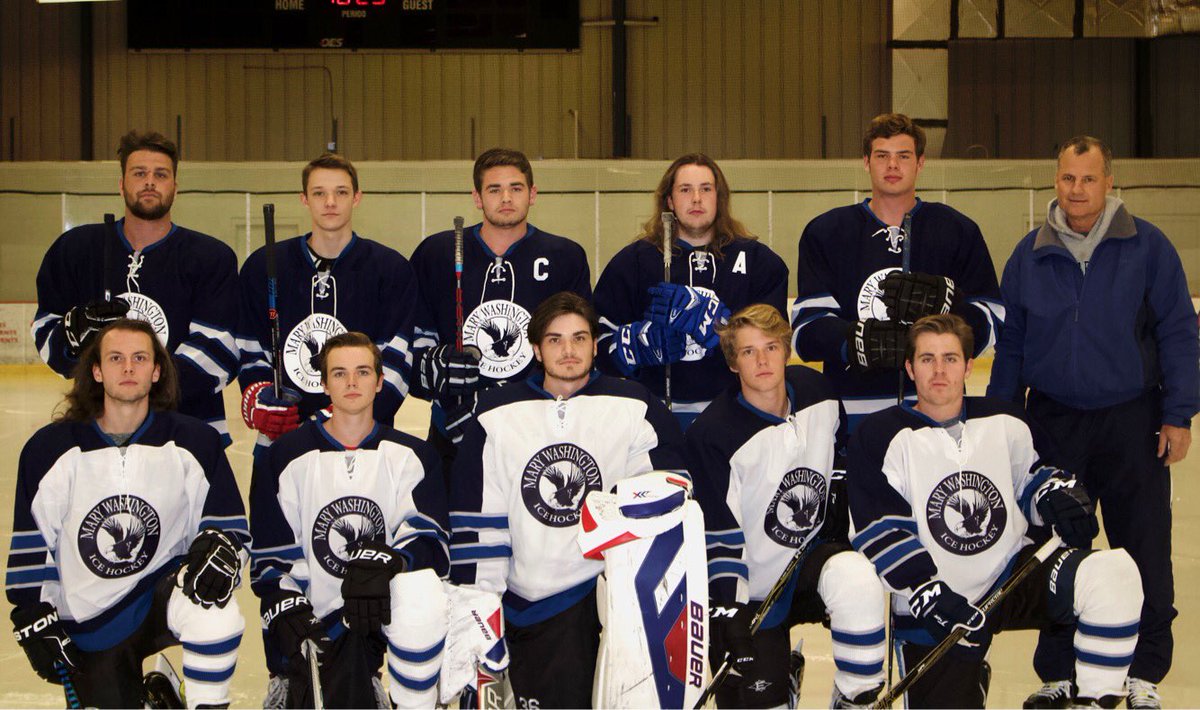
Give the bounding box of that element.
[1072,549,1143,699]
[385,568,448,708]
[166,585,245,709]
[818,551,887,697]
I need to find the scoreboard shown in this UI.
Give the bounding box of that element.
[127,0,580,50]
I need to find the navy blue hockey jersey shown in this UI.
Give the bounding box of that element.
[5,411,249,651]
[593,237,788,414]
[32,220,240,440]
[248,420,448,621]
[409,224,591,428]
[448,371,684,626]
[790,200,1004,428]
[237,234,418,430]
[686,366,845,627]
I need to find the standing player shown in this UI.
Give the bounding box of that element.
[249,332,449,708]
[449,292,684,708]
[32,130,240,443]
[988,137,1198,709]
[6,319,248,708]
[686,304,886,708]
[237,153,420,447]
[791,114,1004,431]
[593,153,788,428]
[849,314,1143,708]
[409,148,592,462]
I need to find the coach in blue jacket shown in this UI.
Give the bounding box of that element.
[989,135,1198,709]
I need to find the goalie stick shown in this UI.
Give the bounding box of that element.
[870,534,1063,709]
[661,211,675,411]
[694,538,823,709]
[263,204,285,395]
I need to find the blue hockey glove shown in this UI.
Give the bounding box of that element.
[180,528,243,609]
[611,321,687,376]
[909,580,987,647]
[710,603,757,675]
[11,602,81,684]
[341,540,408,634]
[646,283,730,349]
[1035,475,1099,548]
[63,298,130,357]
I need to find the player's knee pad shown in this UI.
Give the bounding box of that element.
[166,584,244,708]
[385,569,447,708]
[1070,549,1142,700]
[1073,548,1143,623]
[167,583,246,643]
[817,551,885,625]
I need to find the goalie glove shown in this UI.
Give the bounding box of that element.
[710,603,757,676]
[62,298,130,357]
[179,528,243,608]
[415,344,482,399]
[262,592,330,664]
[241,381,302,440]
[11,602,81,684]
[880,272,958,324]
[611,320,687,376]
[1034,474,1099,548]
[908,580,987,647]
[341,540,407,634]
[848,319,907,371]
[646,283,731,349]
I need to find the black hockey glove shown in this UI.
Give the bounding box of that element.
[1035,475,1099,549]
[847,319,907,371]
[341,540,407,634]
[62,298,130,357]
[180,528,243,609]
[11,602,81,684]
[416,344,482,399]
[442,391,479,445]
[710,603,757,676]
[262,593,330,664]
[908,580,987,647]
[880,272,958,324]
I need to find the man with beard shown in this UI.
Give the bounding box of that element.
[32,130,240,443]
[593,153,788,429]
[449,292,683,708]
[409,148,591,467]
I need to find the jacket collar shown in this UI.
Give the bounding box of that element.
[1033,202,1136,255]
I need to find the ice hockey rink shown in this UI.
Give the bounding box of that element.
[0,358,1196,708]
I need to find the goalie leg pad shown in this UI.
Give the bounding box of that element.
[817,551,887,699]
[384,568,447,709]
[166,583,245,709]
[439,584,509,706]
[1069,549,1142,701]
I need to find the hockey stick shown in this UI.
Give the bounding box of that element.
[102,213,118,302]
[263,204,284,395]
[303,638,324,710]
[694,538,823,709]
[55,661,81,709]
[661,211,675,412]
[454,215,466,352]
[870,534,1063,709]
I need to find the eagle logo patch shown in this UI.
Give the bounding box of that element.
[764,468,827,548]
[119,291,170,346]
[311,496,387,578]
[926,472,1007,555]
[520,444,602,528]
[77,495,161,578]
[463,299,534,379]
[284,313,348,393]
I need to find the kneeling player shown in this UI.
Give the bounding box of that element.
[249,332,449,708]
[848,314,1143,708]
[686,304,887,708]
[7,319,248,708]
[450,292,685,708]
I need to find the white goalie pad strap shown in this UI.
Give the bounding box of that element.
[438,584,510,705]
[578,471,693,560]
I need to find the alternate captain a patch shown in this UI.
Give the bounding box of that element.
[77,495,162,578]
[311,496,387,577]
[926,472,1007,555]
[520,444,602,527]
[764,467,826,548]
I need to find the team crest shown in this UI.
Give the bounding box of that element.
[926,472,1007,555]
[681,286,717,362]
[118,291,170,345]
[764,468,827,548]
[463,299,534,379]
[311,496,387,577]
[77,495,161,578]
[856,268,900,320]
[284,313,348,393]
[520,444,602,527]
